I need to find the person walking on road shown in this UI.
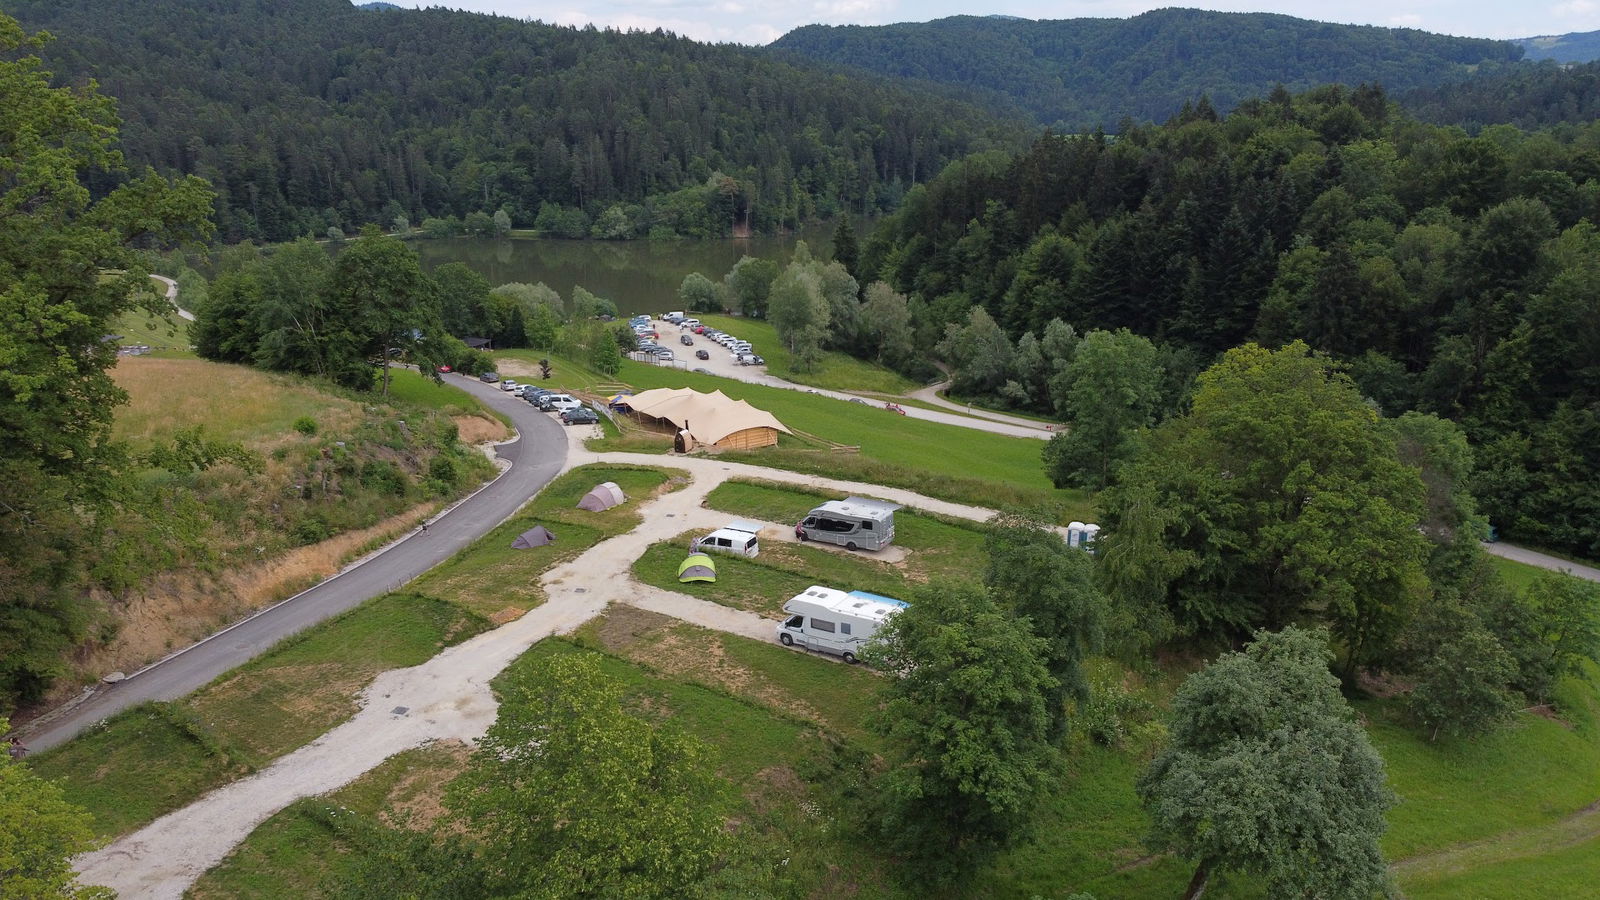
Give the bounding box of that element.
[420,520,430,534]
[6,736,26,760]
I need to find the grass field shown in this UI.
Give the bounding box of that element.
[108,307,190,353]
[26,593,488,839]
[616,358,1095,521]
[381,369,497,418]
[410,464,681,619]
[112,357,368,448]
[694,314,921,394]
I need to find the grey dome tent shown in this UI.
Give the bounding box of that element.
[577,481,626,511]
[678,553,717,583]
[510,526,556,549]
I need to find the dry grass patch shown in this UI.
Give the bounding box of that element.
[452,414,508,444]
[112,356,365,448]
[65,503,435,694]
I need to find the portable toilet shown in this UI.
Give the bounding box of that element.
[1081,523,1101,552]
[1067,521,1087,548]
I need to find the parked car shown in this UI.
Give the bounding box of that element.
[512,385,528,397]
[679,334,694,346]
[652,348,675,361]
[848,397,869,405]
[735,353,765,366]
[695,349,710,360]
[561,407,600,425]
[692,367,711,374]
[436,364,452,373]
[479,372,499,383]
[500,378,518,391]
[542,394,582,412]
[692,324,707,334]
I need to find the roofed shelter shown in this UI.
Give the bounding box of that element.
[623,387,791,450]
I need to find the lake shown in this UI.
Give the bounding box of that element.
[414,225,838,317]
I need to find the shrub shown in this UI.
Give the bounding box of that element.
[293,416,318,436]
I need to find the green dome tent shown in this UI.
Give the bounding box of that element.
[678,553,717,583]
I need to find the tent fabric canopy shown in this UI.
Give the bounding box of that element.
[678,552,717,583]
[510,525,556,548]
[624,387,791,448]
[577,481,626,511]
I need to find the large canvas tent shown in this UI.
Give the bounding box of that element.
[510,526,556,548]
[577,482,626,511]
[622,387,791,450]
[678,553,717,583]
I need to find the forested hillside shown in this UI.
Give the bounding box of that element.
[3,0,1025,243]
[1516,28,1600,62]
[770,9,1522,130]
[1403,59,1600,129]
[850,84,1600,558]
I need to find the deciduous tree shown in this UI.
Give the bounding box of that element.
[1138,627,1394,900]
[864,582,1057,886]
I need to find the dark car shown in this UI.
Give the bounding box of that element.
[561,407,600,425]
[479,372,498,383]
[679,334,694,346]
[524,387,551,404]
[695,349,710,360]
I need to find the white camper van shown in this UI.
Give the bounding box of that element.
[690,521,762,557]
[794,497,899,551]
[775,586,903,663]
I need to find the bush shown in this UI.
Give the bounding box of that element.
[428,455,460,488]
[293,416,318,436]
[360,460,409,496]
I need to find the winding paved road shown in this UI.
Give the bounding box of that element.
[22,378,567,752]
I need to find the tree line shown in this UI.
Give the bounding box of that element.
[858,82,1600,561]
[8,0,1026,244]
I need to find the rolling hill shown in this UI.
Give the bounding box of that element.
[769,8,1523,129]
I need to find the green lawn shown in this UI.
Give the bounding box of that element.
[25,593,487,839]
[694,314,920,394]
[381,369,494,417]
[108,307,190,354]
[617,358,1095,521]
[1489,555,1547,595]
[703,478,991,582]
[410,464,681,618]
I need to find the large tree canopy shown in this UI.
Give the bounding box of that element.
[1099,343,1431,667]
[0,13,212,708]
[1138,627,1394,900]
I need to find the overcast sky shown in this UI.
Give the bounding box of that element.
[374,1,1600,46]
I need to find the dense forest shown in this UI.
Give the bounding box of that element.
[771,9,1522,130]
[1403,58,1600,130]
[4,0,1025,243]
[1516,28,1600,62]
[841,84,1600,559]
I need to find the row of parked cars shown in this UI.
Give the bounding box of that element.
[660,312,764,366]
[629,315,677,362]
[478,372,598,425]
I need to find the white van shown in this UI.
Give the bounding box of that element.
[690,521,762,557]
[543,394,582,412]
[775,586,903,663]
[680,318,701,330]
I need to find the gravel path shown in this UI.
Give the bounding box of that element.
[74,430,1015,897]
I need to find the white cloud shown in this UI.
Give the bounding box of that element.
[1388,13,1423,27]
[1552,0,1597,16]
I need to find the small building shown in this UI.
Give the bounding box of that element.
[463,336,494,351]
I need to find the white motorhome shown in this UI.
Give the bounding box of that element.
[775,586,903,663]
[691,520,762,557]
[794,497,899,551]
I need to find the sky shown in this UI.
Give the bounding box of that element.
[370,1,1600,47]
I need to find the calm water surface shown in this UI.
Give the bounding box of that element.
[414,226,836,317]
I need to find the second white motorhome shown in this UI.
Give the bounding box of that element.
[775,585,903,663]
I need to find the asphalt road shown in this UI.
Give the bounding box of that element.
[1482,541,1600,583]
[21,376,567,752]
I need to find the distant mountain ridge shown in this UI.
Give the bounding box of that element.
[769,9,1523,129]
[1515,29,1600,63]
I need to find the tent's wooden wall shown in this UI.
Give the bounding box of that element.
[712,427,779,450]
